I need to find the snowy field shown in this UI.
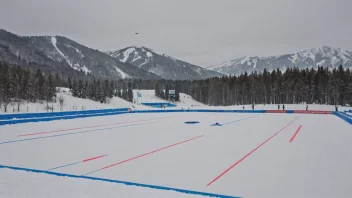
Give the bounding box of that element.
[1,111,352,197]
[0,168,206,198]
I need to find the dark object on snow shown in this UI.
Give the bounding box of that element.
[278,104,280,110]
[185,121,200,124]
[212,122,222,126]
[283,105,285,110]
[252,104,254,110]
[335,105,338,111]
[306,105,308,111]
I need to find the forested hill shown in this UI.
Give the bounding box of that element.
[171,66,352,106]
[1,61,352,111]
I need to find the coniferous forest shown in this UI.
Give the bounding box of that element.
[1,61,352,113]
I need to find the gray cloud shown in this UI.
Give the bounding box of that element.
[1,0,351,66]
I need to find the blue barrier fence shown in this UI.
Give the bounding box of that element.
[0,108,129,120]
[132,109,265,113]
[333,112,352,125]
[2,108,351,126]
[343,113,352,118]
[0,165,239,198]
[141,103,177,108]
[0,111,128,126]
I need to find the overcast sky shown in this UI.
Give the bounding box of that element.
[1,0,351,66]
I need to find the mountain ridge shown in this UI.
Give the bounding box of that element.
[0,29,160,80]
[107,46,223,80]
[209,46,352,74]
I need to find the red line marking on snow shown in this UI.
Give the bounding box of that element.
[290,125,303,143]
[82,155,107,163]
[18,116,177,137]
[101,135,204,170]
[206,117,299,187]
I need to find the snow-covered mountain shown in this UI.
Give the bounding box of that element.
[209,46,352,75]
[107,46,223,80]
[0,29,160,80]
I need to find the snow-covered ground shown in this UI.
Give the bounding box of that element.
[133,89,169,104]
[134,89,352,111]
[1,112,352,197]
[133,90,205,108]
[0,168,205,198]
[1,88,351,114]
[0,88,149,114]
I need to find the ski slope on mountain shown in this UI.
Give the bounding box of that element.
[107,46,222,80]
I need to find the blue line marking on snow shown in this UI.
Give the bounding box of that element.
[211,116,255,126]
[0,121,158,145]
[221,116,255,125]
[81,169,102,176]
[0,165,241,198]
[47,161,81,171]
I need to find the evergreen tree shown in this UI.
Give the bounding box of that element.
[127,82,133,102]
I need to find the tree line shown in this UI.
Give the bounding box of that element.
[1,61,352,113]
[0,62,135,112]
[167,65,352,106]
[67,78,133,103]
[0,62,56,112]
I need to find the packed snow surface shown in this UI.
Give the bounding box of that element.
[1,112,352,197]
[0,168,205,198]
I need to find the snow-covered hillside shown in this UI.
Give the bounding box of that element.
[0,88,148,114]
[133,90,206,108]
[0,169,205,198]
[0,29,160,80]
[209,46,352,75]
[107,46,222,80]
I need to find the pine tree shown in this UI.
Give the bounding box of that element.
[71,79,78,97]
[47,73,56,102]
[128,82,133,102]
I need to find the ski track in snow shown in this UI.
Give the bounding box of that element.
[51,36,72,67]
[114,66,130,79]
[51,37,90,74]
[122,47,136,63]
